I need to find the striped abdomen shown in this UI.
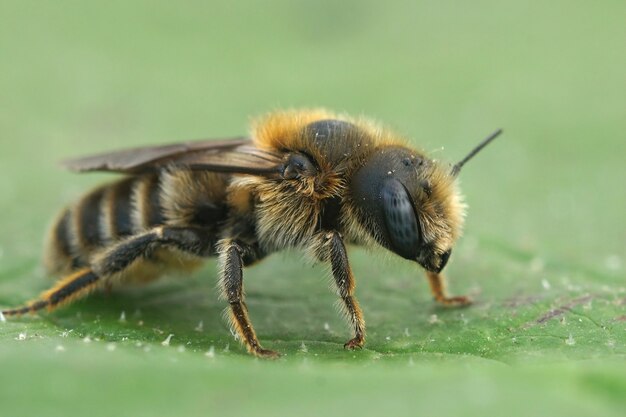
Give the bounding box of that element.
[44,170,230,275]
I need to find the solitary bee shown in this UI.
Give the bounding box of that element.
[2,109,500,357]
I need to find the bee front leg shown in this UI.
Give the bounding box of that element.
[217,239,278,358]
[425,271,471,307]
[322,231,366,350]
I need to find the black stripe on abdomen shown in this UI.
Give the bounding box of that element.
[109,177,135,239]
[75,187,107,251]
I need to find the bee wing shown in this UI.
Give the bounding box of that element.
[61,138,285,176]
[171,145,285,175]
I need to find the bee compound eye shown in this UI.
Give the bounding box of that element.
[381,178,421,259]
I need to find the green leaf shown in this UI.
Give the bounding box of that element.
[0,1,624,417]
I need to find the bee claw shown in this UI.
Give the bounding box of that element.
[253,348,281,359]
[343,337,364,350]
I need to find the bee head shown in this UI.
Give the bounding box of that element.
[351,129,501,272]
[351,147,465,273]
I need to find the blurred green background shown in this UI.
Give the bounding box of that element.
[0,1,624,416]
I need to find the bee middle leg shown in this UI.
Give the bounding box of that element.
[217,239,278,358]
[425,271,471,307]
[323,231,366,350]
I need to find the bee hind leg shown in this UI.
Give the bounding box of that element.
[425,271,472,307]
[218,239,278,358]
[2,226,216,317]
[323,231,366,350]
[1,268,100,316]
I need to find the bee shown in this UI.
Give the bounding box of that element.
[2,109,501,357]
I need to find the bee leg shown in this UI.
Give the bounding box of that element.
[1,268,100,316]
[2,226,215,317]
[425,271,471,307]
[218,239,278,359]
[324,231,366,350]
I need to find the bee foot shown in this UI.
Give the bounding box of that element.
[436,295,472,307]
[343,337,364,350]
[252,347,281,359]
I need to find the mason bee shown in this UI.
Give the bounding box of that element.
[2,109,500,357]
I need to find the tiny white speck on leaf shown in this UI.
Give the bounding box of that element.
[565,334,576,346]
[299,342,308,353]
[83,336,92,343]
[55,345,65,352]
[119,311,126,322]
[106,343,117,352]
[205,346,216,358]
[17,332,27,341]
[0,311,6,322]
[161,334,174,346]
[385,336,391,341]
[137,320,144,326]
[541,279,551,290]
[323,322,330,331]
[605,255,622,271]
[135,342,143,348]
[194,320,204,332]
[529,257,545,273]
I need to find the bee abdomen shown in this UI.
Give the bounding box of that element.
[44,173,166,275]
[131,173,164,231]
[75,186,108,253]
[43,208,75,274]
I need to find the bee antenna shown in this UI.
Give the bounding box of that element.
[451,129,502,177]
